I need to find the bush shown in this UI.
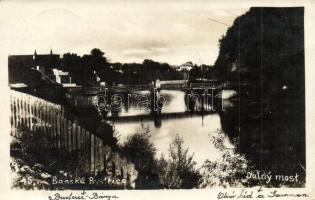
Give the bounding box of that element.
[158,135,201,189]
[120,127,160,188]
[200,130,252,188]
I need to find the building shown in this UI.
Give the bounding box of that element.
[176,61,193,71]
[9,50,78,86]
[52,68,77,87]
[8,50,60,85]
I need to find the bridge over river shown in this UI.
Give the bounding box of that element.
[70,80,238,123]
[63,80,240,168]
[82,79,235,95]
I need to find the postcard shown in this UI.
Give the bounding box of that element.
[0,0,314,199]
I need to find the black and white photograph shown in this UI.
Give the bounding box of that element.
[1,0,314,199]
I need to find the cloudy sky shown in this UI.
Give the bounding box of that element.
[0,1,248,65]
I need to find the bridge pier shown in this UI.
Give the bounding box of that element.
[149,87,164,116]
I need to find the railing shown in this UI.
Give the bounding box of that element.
[83,86,101,95]
[10,89,138,188]
[79,81,226,94]
[189,83,221,89]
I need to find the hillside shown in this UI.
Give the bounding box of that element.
[214,7,305,182]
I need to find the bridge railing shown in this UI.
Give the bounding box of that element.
[189,83,220,88]
[80,81,226,94]
[114,84,149,91]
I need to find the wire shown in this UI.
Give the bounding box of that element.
[183,10,231,27]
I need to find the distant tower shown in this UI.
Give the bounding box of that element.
[33,50,37,60]
[33,50,38,69]
[50,49,53,55]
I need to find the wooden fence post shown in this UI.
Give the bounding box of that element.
[57,112,61,149]
[86,130,91,173]
[99,140,104,172]
[72,122,77,152]
[29,98,33,133]
[81,128,86,173]
[38,101,42,136]
[16,98,20,132]
[51,108,56,148]
[12,96,16,135]
[94,138,100,174]
[67,120,72,152]
[10,95,13,136]
[91,133,95,174]
[77,125,81,158]
[63,117,67,149]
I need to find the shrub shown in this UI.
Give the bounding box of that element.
[158,135,201,189]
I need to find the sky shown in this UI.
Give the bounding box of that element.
[0,1,248,66]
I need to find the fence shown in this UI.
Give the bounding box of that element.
[10,89,138,188]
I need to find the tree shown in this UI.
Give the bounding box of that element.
[61,53,83,84]
[90,48,107,72]
[158,135,201,189]
[120,128,160,188]
[212,8,305,181]
[81,54,96,86]
[200,130,251,188]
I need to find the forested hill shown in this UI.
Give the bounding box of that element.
[214,7,304,97]
[213,7,305,176]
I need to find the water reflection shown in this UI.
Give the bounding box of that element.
[113,114,233,168]
[110,90,234,168]
[216,90,306,186]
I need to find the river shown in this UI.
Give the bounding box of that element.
[109,90,235,168]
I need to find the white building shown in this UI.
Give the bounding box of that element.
[177,62,193,71]
[52,68,77,87]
